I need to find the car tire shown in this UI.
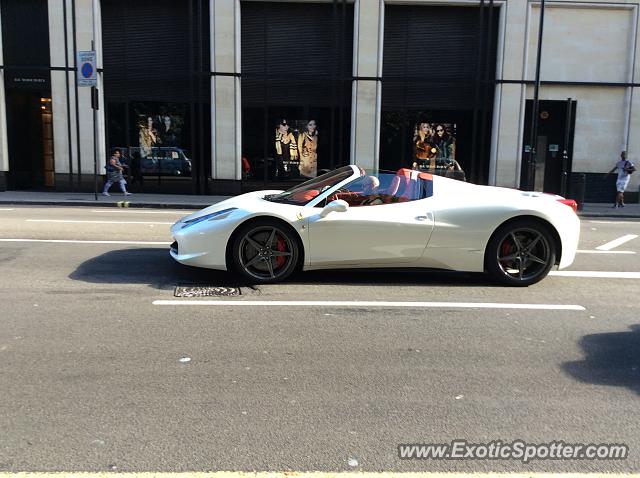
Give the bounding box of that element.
[231,219,300,284]
[485,219,556,287]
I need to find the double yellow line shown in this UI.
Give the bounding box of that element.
[3,473,639,478]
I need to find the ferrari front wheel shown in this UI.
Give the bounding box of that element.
[485,219,556,287]
[231,220,300,284]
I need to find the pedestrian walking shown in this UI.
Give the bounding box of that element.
[604,151,635,208]
[103,149,132,197]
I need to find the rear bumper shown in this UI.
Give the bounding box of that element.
[557,214,580,269]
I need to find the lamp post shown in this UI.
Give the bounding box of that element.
[525,0,545,191]
[560,97,573,197]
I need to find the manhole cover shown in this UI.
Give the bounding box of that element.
[174,286,241,297]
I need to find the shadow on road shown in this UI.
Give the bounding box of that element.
[293,268,488,287]
[562,324,640,395]
[68,248,234,290]
[69,248,491,290]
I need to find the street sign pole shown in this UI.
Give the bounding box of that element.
[77,49,98,199]
[561,97,573,197]
[92,86,99,201]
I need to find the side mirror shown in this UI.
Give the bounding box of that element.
[320,199,349,218]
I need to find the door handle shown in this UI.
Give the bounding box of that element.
[415,215,429,221]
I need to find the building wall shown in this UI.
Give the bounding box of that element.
[496,0,639,197]
[2,0,639,199]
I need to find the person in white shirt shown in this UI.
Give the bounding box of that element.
[604,151,635,208]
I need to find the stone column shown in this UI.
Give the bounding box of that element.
[210,0,242,191]
[49,0,105,190]
[351,0,383,171]
[491,0,528,188]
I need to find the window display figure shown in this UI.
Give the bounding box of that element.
[158,115,178,147]
[433,124,455,162]
[139,116,157,159]
[412,122,437,170]
[274,119,299,179]
[297,119,318,178]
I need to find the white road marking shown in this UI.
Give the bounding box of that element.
[576,249,636,254]
[550,270,640,279]
[90,209,190,215]
[596,234,638,251]
[0,208,15,211]
[589,220,640,225]
[26,219,173,225]
[153,300,585,311]
[0,238,170,245]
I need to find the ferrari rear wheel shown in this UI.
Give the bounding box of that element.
[231,220,300,283]
[485,219,556,287]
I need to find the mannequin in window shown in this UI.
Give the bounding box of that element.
[297,119,318,178]
[433,124,455,163]
[139,116,157,159]
[159,115,178,147]
[412,122,437,170]
[274,119,298,179]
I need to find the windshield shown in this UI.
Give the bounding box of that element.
[264,166,357,205]
[323,168,434,207]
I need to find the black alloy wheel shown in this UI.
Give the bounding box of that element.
[232,220,300,283]
[485,219,556,286]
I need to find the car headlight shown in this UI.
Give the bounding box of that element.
[181,208,237,229]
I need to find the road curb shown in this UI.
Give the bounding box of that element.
[578,213,640,219]
[0,200,206,210]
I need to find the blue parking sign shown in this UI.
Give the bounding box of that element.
[77,51,97,87]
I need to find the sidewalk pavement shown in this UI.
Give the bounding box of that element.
[0,190,639,218]
[0,190,228,209]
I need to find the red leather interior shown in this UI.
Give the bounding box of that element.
[291,189,320,202]
[395,168,418,200]
[328,191,366,206]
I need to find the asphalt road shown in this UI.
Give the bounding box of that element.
[0,206,638,473]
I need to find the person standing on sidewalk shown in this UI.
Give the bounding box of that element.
[103,149,132,197]
[604,151,635,208]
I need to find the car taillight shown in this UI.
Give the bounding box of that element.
[557,198,578,213]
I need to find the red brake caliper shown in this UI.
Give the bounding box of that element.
[500,239,513,265]
[275,236,287,268]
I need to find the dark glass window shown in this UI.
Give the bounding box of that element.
[380,5,499,184]
[1,0,54,190]
[241,1,353,189]
[102,0,210,193]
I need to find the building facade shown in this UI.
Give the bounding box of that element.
[0,0,638,202]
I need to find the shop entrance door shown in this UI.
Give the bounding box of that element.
[521,99,577,194]
[5,90,54,189]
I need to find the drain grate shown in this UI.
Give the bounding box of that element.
[174,286,241,298]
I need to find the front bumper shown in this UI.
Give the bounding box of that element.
[168,218,232,270]
[169,238,210,266]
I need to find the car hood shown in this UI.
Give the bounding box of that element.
[178,190,285,223]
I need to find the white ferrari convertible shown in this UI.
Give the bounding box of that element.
[170,165,580,286]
